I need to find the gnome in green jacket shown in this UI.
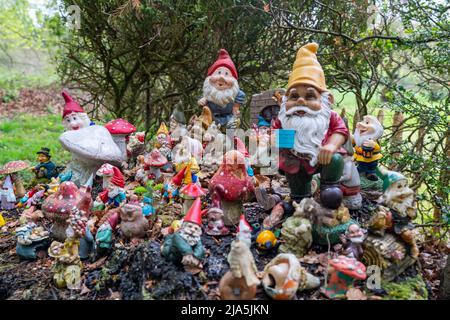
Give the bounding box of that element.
[162,197,205,272]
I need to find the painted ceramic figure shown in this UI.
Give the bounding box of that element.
[31,147,58,183]
[96,164,126,208]
[274,43,349,210]
[154,122,173,162]
[95,209,120,251]
[15,222,50,260]
[48,239,83,290]
[0,175,16,210]
[205,207,229,236]
[169,106,188,144]
[236,214,253,248]
[162,197,205,272]
[198,49,246,131]
[339,223,367,260]
[119,203,149,240]
[353,115,383,181]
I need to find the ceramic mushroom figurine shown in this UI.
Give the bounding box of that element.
[209,150,255,225]
[262,253,320,300]
[144,149,168,183]
[104,118,136,162]
[180,182,207,215]
[119,203,149,240]
[0,160,29,198]
[321,255,367,299]
[205,207,229,236]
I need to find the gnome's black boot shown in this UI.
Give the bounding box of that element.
[319,153,345,210]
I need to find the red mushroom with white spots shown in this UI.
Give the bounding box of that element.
[104,119,136,161]
[144,149,168,182]
[321,255,367,299]
[180,183,207,215]
[0,160,29,198]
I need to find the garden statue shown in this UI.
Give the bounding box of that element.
[236,214,252,247]
[48,239,83,290]
[31,147,58,183]
[18,184,47,209]
[0,160,29,198]
[180,182,206,215]
[274,43,349,210]
[205,207,229,236]
[169,105,188,143]
[161,197,206,273]
[144,149,168,182]
[198,49,246,131]
[339,223,367,260]
[353,115,383,181]
[154,122,173,161]
[58,91,122,186]
[126,131,145,167]
[96,164,126,208]
[279,199,313,258]
[321,255,366,299]
[119,203,149,240]
[15,222,50,260]
[262,253,320,300]
[209,150,255,225]
[0,175,16,210]
[173,143,200,173]
[219,238,259,300]
[95,208,120,252]
[104,118,136,162]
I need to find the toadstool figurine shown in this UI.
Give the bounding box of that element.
[0,160,29,198]
[144,149,168,182]
[104,118,136,161]
[180,182,206,215]
[321,255,367,299]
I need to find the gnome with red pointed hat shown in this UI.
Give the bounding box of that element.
[61,91,92,131]
[198,49,246,131]
[162,197,206,271]
[96,164,126,208]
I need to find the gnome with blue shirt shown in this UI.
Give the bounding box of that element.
[198,49,246,132]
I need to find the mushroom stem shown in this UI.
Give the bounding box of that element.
[11,174,26,198]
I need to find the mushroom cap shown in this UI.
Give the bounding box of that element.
[180,183,207,199]
[328,255,367,280]
[42,181,80,222]
[146,149,168,167]
[104,118,136,135]
[0,160,29,174]
[96,163,115,176]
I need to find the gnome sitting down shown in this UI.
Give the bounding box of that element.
[275,43,349,209]
[198,49,246,131]
[162,197,206,272]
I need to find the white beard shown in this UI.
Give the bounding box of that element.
[203,76,239,106]
[278,94,332,167]
[353,130,381,147]
[179,229,201,246]
[384,193,415,216]
[108,186,123,198]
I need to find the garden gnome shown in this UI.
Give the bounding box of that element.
[377,171,419,258]
[161,197,206,272]
[32,147,57,182]
[155,122,172,160]
[275,43,349,209]
[97,165,126,208]
[353,115,383,181]
[206,207,229,236]
[61,91,92,131]
[0,175,16,210]
[198,49,246,131]
[170,105,188,143]
[339,223,367,260]
[236,214,252,248]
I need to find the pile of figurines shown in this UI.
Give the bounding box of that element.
[0,43,420,299]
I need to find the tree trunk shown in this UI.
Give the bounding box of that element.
[389,111,404,170]
[439,253,450,299]
[145,77,151,133]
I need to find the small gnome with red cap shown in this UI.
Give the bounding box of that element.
[198,49,246,131]
[162,197,206,272]
[96,164,126,208]
[61,91,92,131]
[236,214,253,248]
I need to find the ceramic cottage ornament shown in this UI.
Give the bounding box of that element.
[162,197,206,273]
[262,253,320,300]
[96,164,126,208]
[31,147,58,183]
[0,175,16,210]
[198,49,246,131]
[274,43,349,210]
[104,118,136,162]
[59,91,122,186]
[0,160,29,198]
[353,115,383,181]
[209,150,255,225]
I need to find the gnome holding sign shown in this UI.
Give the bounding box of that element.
[275,43,349,210]
[198,49,246,131]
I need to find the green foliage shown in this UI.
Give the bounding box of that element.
[382,275,428,300]
[134,186,147,196]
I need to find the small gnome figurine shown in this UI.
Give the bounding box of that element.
[0,175,16,210]
[353,115,383,181]
[161,197,206,273]
[339,223,367,260]
[32,147,58,183]
[169,105,188,140]
[96,164,126,208]
[154,122,172,161]
[236,214,253,248]
[206,207,229,236]
[198,49,246,131]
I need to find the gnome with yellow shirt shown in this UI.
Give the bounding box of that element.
[273,43,349,210]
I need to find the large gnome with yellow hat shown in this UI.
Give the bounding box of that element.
[274,43,349,209]
[198,49,246,131]
[161,197,205,271]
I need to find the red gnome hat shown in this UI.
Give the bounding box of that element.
[110,166,125,188]
[234,136,249,158]
[237,214,252,233]
[183,197,203,226]
[171,166,188,187]
[207,49,238,80]
[61,91,85,119]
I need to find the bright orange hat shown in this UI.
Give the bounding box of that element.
[287,43,327,92]
[184,197,203,226]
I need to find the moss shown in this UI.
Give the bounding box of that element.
[360,175,383,191]
[382,275,428,300]
[134,186,147,196]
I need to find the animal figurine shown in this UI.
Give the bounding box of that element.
[119,204,149,240]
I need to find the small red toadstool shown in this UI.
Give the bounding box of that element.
[104,119,136,160]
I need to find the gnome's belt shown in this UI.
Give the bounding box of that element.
[289,150,312,160]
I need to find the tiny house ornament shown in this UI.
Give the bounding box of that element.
[274,43,349,210]
[353,115,383,181]
[161,197,206,273]
[198,49,246,131]
[209,150,255,225]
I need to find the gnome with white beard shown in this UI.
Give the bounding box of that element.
[274,43,349,210]
[198,49,246,132]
